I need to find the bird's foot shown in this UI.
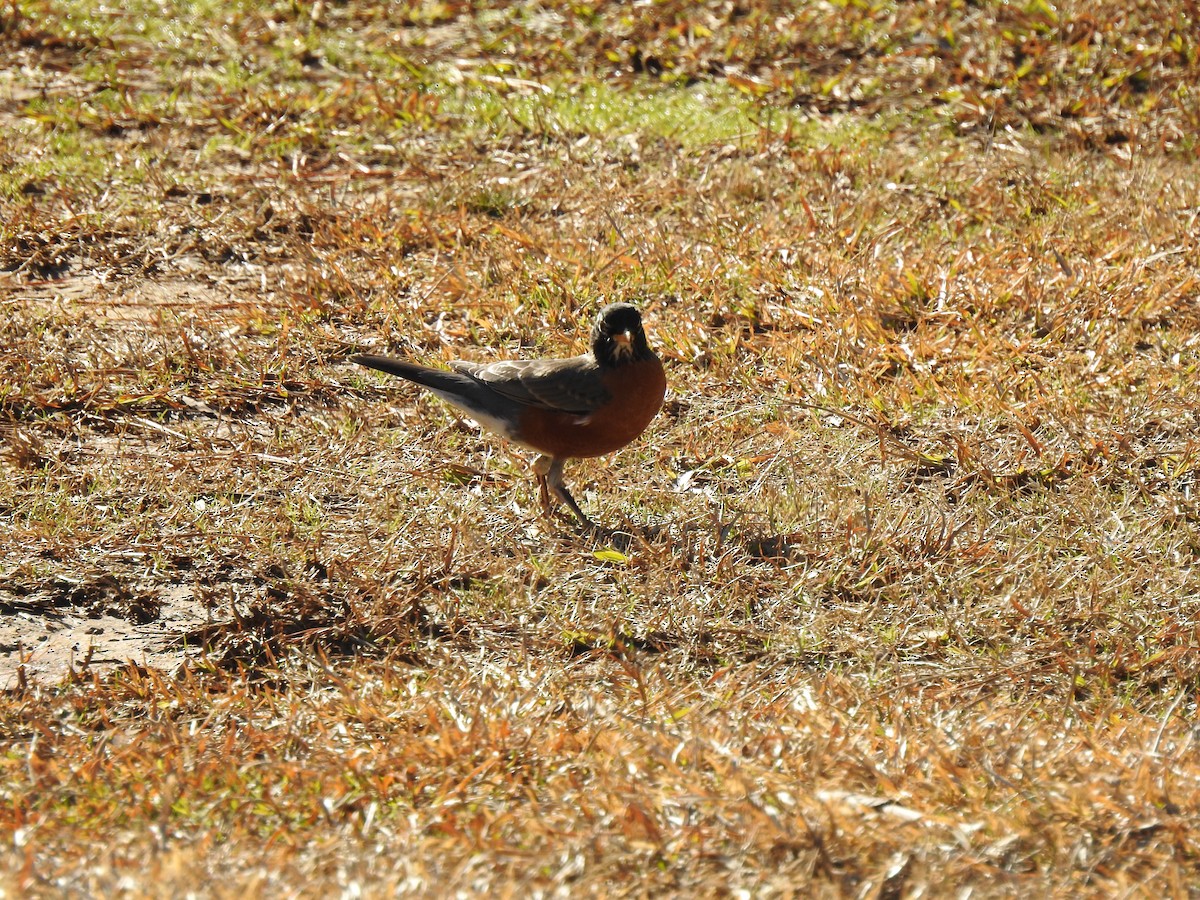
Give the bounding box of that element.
[532,455,598,531]
[552,485,597,531]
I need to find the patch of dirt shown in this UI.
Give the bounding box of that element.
[0,574,211,686]
[16,272,248,321]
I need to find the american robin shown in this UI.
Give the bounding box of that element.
[352,303,666,528]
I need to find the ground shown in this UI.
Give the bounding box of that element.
[2,1,1200,895]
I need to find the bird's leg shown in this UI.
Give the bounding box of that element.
[543,456,596,530]
[532,454,555,517]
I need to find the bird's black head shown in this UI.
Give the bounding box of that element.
[592,302,654,366]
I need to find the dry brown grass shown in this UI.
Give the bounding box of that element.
[3,0,1200,895]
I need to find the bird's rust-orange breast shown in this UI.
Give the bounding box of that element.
[515,356,666,459]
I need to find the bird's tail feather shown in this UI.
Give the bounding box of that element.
[351,355,469,393]
[351,354,522,435]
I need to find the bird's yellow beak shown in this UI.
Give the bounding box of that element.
[613,331,632,346]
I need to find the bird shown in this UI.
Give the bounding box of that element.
[352,302,667,529]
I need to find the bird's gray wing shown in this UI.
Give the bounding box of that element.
[450,356,610,416]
